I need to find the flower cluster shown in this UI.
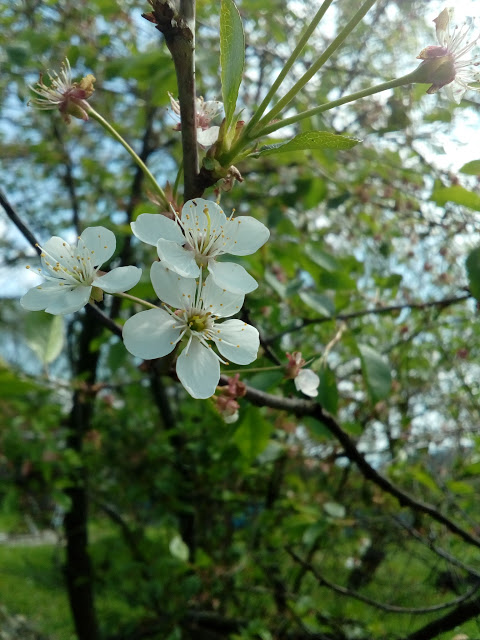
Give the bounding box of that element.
[417,7,480,103]
[124,198,269,399]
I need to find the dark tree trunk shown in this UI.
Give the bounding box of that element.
[63,308,102,640]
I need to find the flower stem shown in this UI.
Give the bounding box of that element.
[87,107,168,206]
[224,365,284,374]
[252,0,379,133]
[244,0,335,137]
[252,71,419,138]
[112,292,160,310]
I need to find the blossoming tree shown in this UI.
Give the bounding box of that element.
[2,1,480,639]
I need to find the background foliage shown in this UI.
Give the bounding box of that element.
[2,0,480,639]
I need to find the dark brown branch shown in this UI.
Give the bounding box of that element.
[402,595,480,640]
[286,547,480,615]
[236,382,480,550]
[266,293,472,344]
[144,0,199,200]
[0,189,42,255]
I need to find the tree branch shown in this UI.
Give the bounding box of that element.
[402,595,480,640]
[265,293,472,344]
[286,547,480,615]
[0,189,42,255]
[144,0,199,200]
[235,382,480,550]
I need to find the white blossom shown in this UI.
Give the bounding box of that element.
[21,227,141,315]
[122,263,259,399]
[29,58,95,123]
[294,369,320,398]
[417,7,480,103]
[131,198,270,294]
[168,92,222,147]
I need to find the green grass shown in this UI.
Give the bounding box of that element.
[0,544,76,640]
[1,520,480,640]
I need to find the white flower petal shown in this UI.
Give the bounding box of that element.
[21,281,71,311]
[202,100,223,118]
[80,227,116,266]
[213,319,259,365]
[434,8,452,47]
[202,275,244,317]
[176,339,220,399]
[44,285,92,315]
[197,126,220,147]
[208,261,258,294]
[294,369,320,398]
[41,236,73,263]
[21,281,92,315]
[227,216,270,256]
[150,261,197,308]
[444,81,466,103]
[190,198,227,229]
[156,239,200,278]
[131,214,184,246]
[93,266,142,293]
[123,308,181,359]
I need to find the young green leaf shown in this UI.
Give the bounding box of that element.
[25,312,65,365]
[432,185,480,211]
[459,160,480,176]
[220,0,245,130]
[466,246,480,300]
[251,131,360,157]
[358,343,391,403]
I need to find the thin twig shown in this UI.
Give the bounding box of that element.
[266,293,472,344]
[286,547,480,615]
[0,189,42,254]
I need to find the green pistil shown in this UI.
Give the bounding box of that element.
[189,314,209,332]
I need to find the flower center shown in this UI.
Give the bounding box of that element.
[188,312,211,333]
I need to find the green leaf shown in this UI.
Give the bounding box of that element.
[459,160,480,175]
[264,269,287,298]
[25,313,65,365]
[466,247,480,300]
[220,0,245,130]
[358,343,391,403]
[232,406,273,461]
[432,185,480,211]
[169,535,189,562]
[319,270,356,291]
[251,131,360,157]
[304,246,339,272]
[0,366,42,397]
[446,480,474,495]
[323,502,346,519]
[299,291,334,317]
[317,366,338,414]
